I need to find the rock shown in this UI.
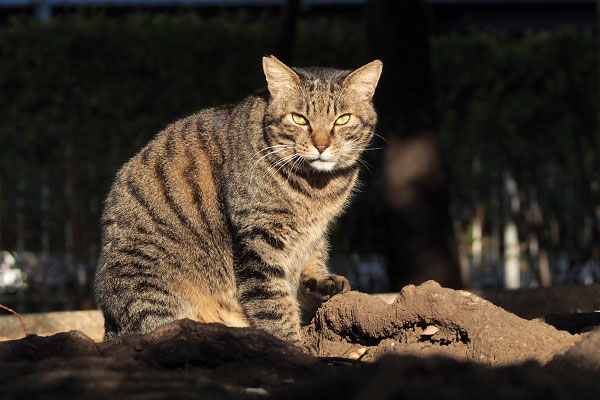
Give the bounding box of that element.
[0,330,98,362]
[0,310,104,341]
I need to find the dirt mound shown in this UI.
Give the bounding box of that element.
[0,319,324,399]
[1,281,599,399]
[302,280,579,365]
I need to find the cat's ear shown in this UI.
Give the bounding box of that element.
[343,60,383,101]
[262,55,300,98]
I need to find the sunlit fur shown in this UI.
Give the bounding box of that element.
[94,56,381,344]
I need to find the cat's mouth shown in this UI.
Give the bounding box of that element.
[298,148,338,172]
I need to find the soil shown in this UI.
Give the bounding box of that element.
[302,281,581,365]
[1,280,599,399]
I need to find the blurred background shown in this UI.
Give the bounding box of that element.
[1,0,599,312]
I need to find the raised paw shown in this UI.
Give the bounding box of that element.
[302,274,350,301]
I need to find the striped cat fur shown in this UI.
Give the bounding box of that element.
[94,56,382,343]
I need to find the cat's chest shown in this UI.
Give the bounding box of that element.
[276,200,337,260]
[279,220,326,282]
[234,196,332,265]
[287,212,329,250]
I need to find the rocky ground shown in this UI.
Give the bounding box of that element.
[1,281,599,399]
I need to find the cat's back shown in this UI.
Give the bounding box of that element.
[104,110,223,237]
[103,94,266,229]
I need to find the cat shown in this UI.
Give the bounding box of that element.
[94,55,382,343]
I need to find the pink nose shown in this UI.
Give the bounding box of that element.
[315,144,328,153]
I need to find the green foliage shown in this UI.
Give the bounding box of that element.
[0,13,271,252]
[434,30,598,180]
[0,12,366,255]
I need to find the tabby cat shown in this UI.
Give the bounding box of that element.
[94,56,382,343]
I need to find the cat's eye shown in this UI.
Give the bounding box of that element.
[335,114,351,125]
[291,113,308,125]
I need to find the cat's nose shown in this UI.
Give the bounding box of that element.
[312,135,331,153]
[315,144,329,153]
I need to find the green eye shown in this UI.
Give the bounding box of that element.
[335,114,351,125]
[291,113,308,125]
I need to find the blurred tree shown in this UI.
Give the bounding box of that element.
[365,0,462,289]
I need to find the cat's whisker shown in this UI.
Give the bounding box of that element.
[359,147,385,151]
[345,137,384,151]
[373,132,388,143]
[273,154,298,175]
[258,153,296,180]
[273,152,296,167]
[344,144,384,153]
[356,158,373,175]
[342,143,365,153]
[280,154,303,176]
[249,148,293,182]
[344,146,365,152]
[336,147,373,175]
[290,155,304,175]
[251,144,292,160]
[251,147,289,170]
[259,153,296,178]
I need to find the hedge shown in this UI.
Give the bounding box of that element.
[0,13,597,289]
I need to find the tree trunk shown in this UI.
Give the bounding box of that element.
[16,166,25,255]
[503,170,521,289]
[63,143,75,297]
[366,0,461,289]
[41,172,50,265]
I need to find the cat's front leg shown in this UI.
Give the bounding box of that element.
[297,239,351,324]
[300,238,350,301]
[235,248,302,344]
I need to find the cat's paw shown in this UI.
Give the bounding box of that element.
[302,274,350,301]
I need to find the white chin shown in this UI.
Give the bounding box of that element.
[310,160,336,172]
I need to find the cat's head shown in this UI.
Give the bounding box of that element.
[262,56,382,173]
